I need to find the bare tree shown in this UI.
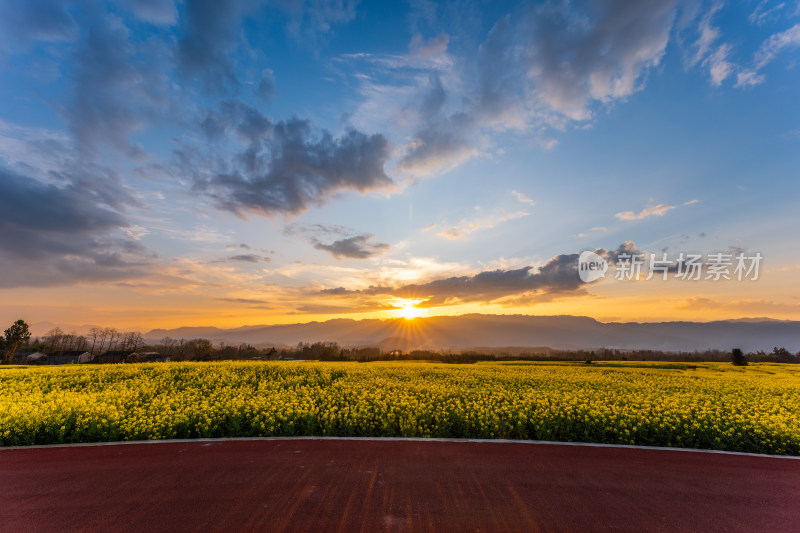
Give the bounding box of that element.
[105,328,119,352]
[96,328,110,354]
[75,335,88,351]
[119,332,131,352]
[159,337,178,357]
[120,331,145,352]
[130,332,144,352]
[63,332,79,351]
[44,328,64,353]
[88,327,101,354]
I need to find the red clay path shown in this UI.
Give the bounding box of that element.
[2,439,799,532]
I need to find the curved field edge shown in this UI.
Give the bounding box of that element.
[1,361,798,455]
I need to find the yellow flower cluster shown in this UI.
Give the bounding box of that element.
[1,361,798,454]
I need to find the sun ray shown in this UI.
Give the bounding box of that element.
[390,298,425,320]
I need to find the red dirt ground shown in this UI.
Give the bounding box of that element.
[2,439,799,532]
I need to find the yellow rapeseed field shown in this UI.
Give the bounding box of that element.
[1,361,798,454]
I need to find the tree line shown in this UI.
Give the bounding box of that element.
[2,318,799,365]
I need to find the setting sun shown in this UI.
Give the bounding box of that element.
[394,299,424,320]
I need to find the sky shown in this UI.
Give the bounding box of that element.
[0,0,799,333]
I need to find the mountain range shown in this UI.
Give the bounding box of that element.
[143,314,800,353]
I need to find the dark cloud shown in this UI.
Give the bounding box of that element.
[386,256,584,306]
[177,0,247,93]
[600,241,639,264]
[0,168,129,260]
[0,0,78,50]
[67,11,169,158]
[397,112,475,175]
[283,223,350,237]
[319,286,355,295]
[228,254,269,263]
[314,234,389,259]
[286,223,389,259]
[256,69,277,101]
[393,17,512,175]
[217,298,271,306]
[519,0,677,120]
[419,74,446,116]
[474,15,521,124]
[395,1,679,176]
[186,103,393,216]
[0,165,155,288]
[318,243,643,306]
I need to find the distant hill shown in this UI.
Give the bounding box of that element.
[143,314,800,352]
[146,326,227,339]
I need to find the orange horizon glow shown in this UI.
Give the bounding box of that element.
[2,266,799,335]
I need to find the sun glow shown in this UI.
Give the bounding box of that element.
[394,299,424,320]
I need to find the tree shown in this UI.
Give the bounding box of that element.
[770,347,794,363]
[96,328,111,354]
[87,327,101,354]
[44,327,64,353]
[187,338,213,360]
[3,320,31,364]
[120,331,144,352]
[106,328,119,352]
[731,348,748,366]
[159,337,179,358]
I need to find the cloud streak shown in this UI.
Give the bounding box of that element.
[616,204,677,220]
[314,234,390,260]
[737,23,800,87]
[435,209,529,240]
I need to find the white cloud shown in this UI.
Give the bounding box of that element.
[615,203,676,220]
[735,70,767,88]
[754,23,800,70]
[736,23,800,87]
[512,191,535,206]
[690,2,724,68]
[436,209,529,240]
[688,3,737,87]
[707,43,734,86]
[575,226,608,238]
[616,198,699,221]
[749,1,787,27]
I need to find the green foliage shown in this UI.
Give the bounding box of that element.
[3,319,31,364]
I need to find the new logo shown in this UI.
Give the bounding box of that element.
[578,251,608,282]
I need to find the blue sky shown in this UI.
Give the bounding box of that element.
[0,0,799,331]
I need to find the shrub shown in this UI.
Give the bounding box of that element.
[731,348,748,366]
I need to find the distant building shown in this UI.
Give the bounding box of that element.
[97,351,134,364]
[128,352,167,363]
[26,351,47,363]
[47,351,93,365]
[11,351,46,364]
